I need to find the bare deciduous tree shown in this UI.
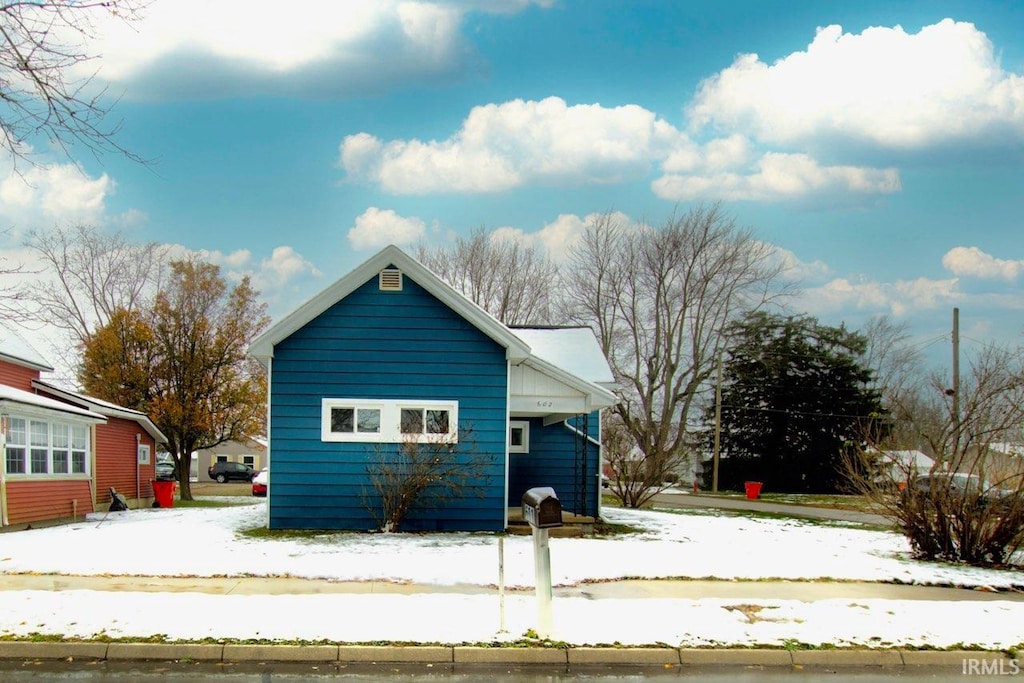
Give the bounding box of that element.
[0,0,145,167]
[0,230,35,322]
[24,224,168,347]
[416,228,559,325]
[562,204,786,507]
[602,413,692,508]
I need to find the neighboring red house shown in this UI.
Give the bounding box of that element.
[33,381,166,510]
[0,329,166,528]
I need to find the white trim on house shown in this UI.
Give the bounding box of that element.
[320,398,459,444]
[0,384,106,423]
[509,354,618,417]
[32,380,167,445]
[509,420,530,453]
[249,245,532,363]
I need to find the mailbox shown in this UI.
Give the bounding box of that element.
[521,487,563,529]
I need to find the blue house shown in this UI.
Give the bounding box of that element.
[248,245,617,531]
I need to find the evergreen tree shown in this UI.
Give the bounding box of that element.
[709,312,889,493]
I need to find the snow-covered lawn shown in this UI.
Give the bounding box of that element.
[1,499,1022,649]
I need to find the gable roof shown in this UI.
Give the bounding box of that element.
[0,327,53,372]
[512,326,615,387]
[0,383,105,422]
[249,245,531,362]
[32,380,167,444]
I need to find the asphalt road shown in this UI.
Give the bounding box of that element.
[647,491,893,527]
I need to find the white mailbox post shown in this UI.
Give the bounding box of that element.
[521,487,562,639]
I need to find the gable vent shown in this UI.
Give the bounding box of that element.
[379,268,403,291]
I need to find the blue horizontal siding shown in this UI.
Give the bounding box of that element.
[269,274,508,532]
[508,412,601,518]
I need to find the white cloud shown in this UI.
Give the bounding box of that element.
[339,97,682,194]
[347,207,427,250]
[167,244,322,308]
[942,246,1024,281]
[0,163,112,231]
[688,19,1024,148]
[653,152,900,202]
[83,1,550,100]
[801,276,960,317]
[489,211,635,262]
[765,244,831,283]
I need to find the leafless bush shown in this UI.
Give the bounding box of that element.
[603,414,692,508]
[364,429,492,532]
[845,344,1024,567]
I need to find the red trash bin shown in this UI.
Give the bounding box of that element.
[744,481,762,500]
[152,479,176,508]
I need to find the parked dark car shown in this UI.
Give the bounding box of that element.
[208,461,256,483]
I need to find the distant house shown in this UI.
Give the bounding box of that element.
[194,436,267,482]
[249,245,617,531]
[878,449,935,483]
[0,329,166,528]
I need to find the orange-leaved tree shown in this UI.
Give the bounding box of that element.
[81,258,269,500]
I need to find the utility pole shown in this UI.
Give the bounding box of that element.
[952,307,960,426]
[712,353,723,493]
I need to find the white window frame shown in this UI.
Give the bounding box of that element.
[509,420,530,453]
[3,413,93,478]
[321,398,458,444]
[137,443,151,465]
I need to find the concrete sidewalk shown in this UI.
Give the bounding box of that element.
[0,572,1017,668]
[1,571,1020,602]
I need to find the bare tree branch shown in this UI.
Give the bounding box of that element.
[22,223,168,347]
[561,204,789,506]
[416,227,559,325]
[0,0,147,168]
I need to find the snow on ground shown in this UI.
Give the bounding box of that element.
[1,499,1023,648]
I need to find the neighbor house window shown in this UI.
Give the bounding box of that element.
[322,399,457,443]
[242,455,255,467]
[509,420,530,454]
[52,423,70,473]
[3,415,91,477]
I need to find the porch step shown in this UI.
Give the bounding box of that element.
[505,521,586,537]
[506,508,597,537]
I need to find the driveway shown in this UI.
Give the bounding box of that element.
[648,491,892,526]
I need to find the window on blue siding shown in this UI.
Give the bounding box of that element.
[400,408,450,436]
[331,407,354,433]
[330,406,382,435]
[322,399,457,443]
[358,409,381,433]
[509,420,529,453]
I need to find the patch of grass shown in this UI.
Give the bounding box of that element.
[702,492,877,513]
[649,505,892,531]
[591,520,642,537]
[238,525,348,541]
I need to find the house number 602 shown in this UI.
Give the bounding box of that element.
[536,400,553,408]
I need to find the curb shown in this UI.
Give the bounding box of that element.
[0,642,1015,668]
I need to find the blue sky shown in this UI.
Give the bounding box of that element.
[3,0,1023,371]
